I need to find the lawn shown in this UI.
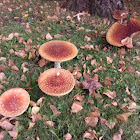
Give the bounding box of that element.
[0,0,140,140]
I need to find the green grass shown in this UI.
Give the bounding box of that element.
[0,0,140,140]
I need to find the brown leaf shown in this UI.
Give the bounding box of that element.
[0,119,14,130]
[11,65,19,71]
[0,131,5,140]
[118,61,125,67]
[89,112,100,118]
[118,48,126,55]
[44,121,54,127]
[83,129,98,140]
[86,54,93,60]
[38,59,47,67]
[100,117,107,126]
[29,101,37,107]
[113,128,123,140]
[46,33,53,40]
[125,86,131,95]
[91,59,99,66]
[71,101,83,113]
[117,113,132,122]
[104,77,114,86]
[82,76,102,95]
[74,94,84,101]
[63,133,72,140]
[36,97,46,106]
[105,118,117,129]
[106,57,113,64]
[103,90,116,99]
[30,113,42,122]
[0,65,6,71]
[0,73,6,81]
[8,131,18,139]
[50,105,61,117]
[28,122,35,129]
[85,117,98,127]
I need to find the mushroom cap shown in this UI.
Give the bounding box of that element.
[106,18,140,46]
[38,68,75,96]
[0,88,30,117]
[39,40,78,62]
[113,10,128,20]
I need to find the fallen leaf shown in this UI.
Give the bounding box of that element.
[113,128,123,140]
[63,133,72,140]
[0,73,6,81]
[83,129,98,140]
[0,65,6,71]
[89,112,100,118]
[36,97,46,106]
[117,113,132,122]
[8,131,18,139]
[30,113,42,122]
[0,119,14,130]
[82,76,102,95]
[0,131,5,140]
[74,94,84,101]
[71,101,83,113]
[11,65,19,71]
[44,121,54,127]
[103,90,116,99]
[125,86,130,95]
[38,59,47,67]
[28,122,35,129]
[105,118,117,129]
[29,101,37,107]
[50,105,61,117]
[85,117,98,127]
[111,101,118,106]
[46,33,53,40]
[104,77,114,86]
[106,57,113,64]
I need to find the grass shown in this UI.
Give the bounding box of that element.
[0,0,140,140]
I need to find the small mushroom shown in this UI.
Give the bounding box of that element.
[0,88,30,117]
[39,40,78,68]
[113,10,128,23]
[106,18,140,47]
[38,68,75,96]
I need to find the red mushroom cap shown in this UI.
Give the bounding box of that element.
[39,40,78,62]
[0,88,30,117]
[38,68,75,96]
[106,18,140,47]
[113,10,128,20]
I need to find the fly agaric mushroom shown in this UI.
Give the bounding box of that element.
[38,68,75,96]
[0,88,30,117]
[106,18,140,47]
[113,10,128,23]
[39,40,78,68]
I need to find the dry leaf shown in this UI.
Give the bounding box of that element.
[11,65,19,71]
[0,131,5,140]
[71,101,83,113]
[91,59,99,66]
[89,112,100,118]
[50,105,61,117]
[36,97,46,106]
[38,59,47,67]
[106,57,113,64]
[117,113,132,122]
[74,94,84,101]
[44,121,54,127]
[105,118,117,129]
[31,106,40,115]
[30,113,42,122]
[46,33,53,40]
[0,65,6,71]
[104,77,114,86]
[83,129,98,140]
[113,128,123,140]
[28,122,35,129]
[103,90,116,99]
[0,73,6,81]
[82,76,102,95]
[125,86,130,95]
[8,131,18,139]
[111,101,118,106]
[0,119,14,130]
[63,133,72,140]
[85,117,98,127]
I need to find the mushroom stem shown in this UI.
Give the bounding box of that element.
[54,62,61,68]
[120,19,123,24]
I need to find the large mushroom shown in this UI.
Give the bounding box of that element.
[39,40,78,68]
[38,68,75,96]
[106,18,140,47]
[0,88,30,117]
